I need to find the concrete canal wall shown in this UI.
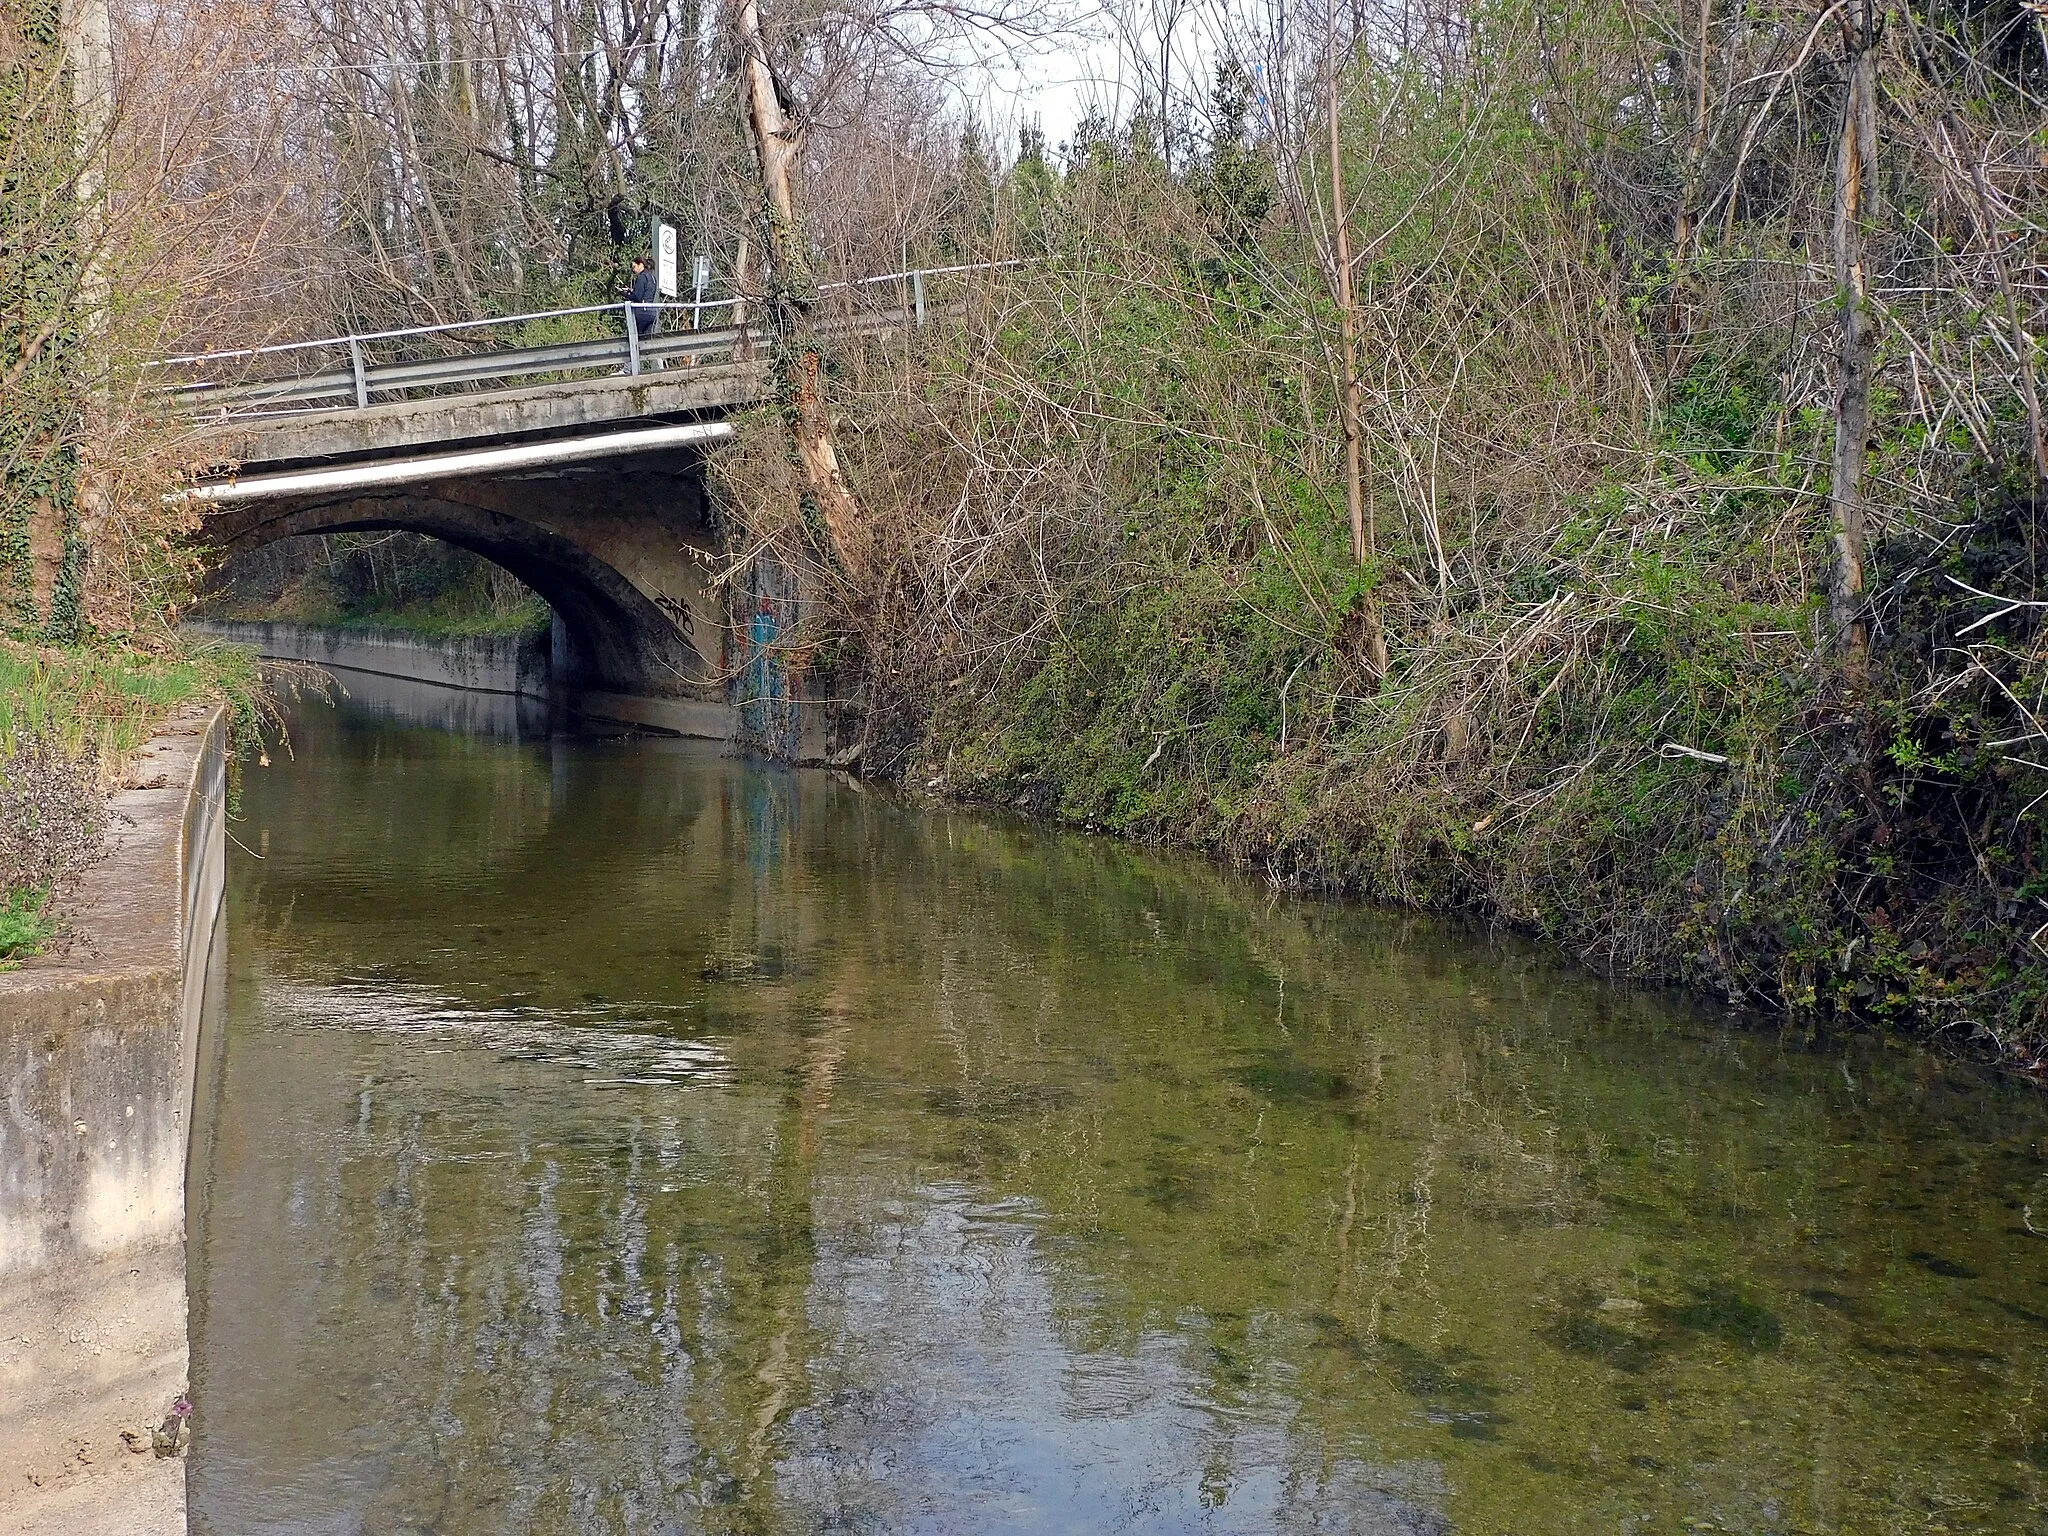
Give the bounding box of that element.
[0,706,228,1534]
[181,619,861,768]
[188,618,767,749]
[186,618,550,697]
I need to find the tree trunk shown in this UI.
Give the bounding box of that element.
[731,235,752,356]
[61,0,113,635]
[1672,0,1712,260]
[1828,1,1877,675]
[1,0,85,637]
[1326,49,1389,682]
[733,0,867,577]
[1667,0,1712,360]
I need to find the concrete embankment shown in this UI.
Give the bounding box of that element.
[0,706,227,1535]
[185,618,549,697]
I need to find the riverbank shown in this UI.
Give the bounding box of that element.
[184,619,749,747]
[689,0,2048,1071]
[0,640,259,770]
[1,640,259,970]
[191,531,552,653]
[717,248,2048,1072]
[0,703,227,1533]
[834,561,2048,1075]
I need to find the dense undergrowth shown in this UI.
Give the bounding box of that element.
[717,0,2048,1067]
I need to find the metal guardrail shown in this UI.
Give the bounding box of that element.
[158,260,1024,422]
[162,302,751,419]
[166,308,748,417]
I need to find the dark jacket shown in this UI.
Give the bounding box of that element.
[627,268,658,335]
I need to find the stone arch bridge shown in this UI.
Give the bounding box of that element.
[172,275,973,739]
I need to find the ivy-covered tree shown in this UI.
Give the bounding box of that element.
[0,0,87,640]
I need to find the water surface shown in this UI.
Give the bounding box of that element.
[189,684,2048,1533]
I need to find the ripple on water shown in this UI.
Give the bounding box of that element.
[265,978,736,1086]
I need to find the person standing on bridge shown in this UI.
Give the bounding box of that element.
[625,256,659,342]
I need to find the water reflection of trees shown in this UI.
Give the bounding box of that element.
[780,791,2048,1530]
[201,718,2048,1531]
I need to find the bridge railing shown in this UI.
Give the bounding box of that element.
[157,260,1028,422]
[158,300,751,420]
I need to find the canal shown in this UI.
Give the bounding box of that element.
[187,681,2048,1533]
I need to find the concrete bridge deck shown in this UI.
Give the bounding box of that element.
[206,358,767,472]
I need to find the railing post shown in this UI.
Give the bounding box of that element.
[624,303,641,376]
[348,337,369,408]
[913,269,927,328]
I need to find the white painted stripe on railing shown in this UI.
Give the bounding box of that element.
[173,421,736,504]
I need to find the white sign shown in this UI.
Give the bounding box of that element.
[655,221,679,298]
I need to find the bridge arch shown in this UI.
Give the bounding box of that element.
[199,450,732,704]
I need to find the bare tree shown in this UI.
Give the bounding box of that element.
[734,0,869,573]
[2,0,306,637]
[1827,0,1878,671]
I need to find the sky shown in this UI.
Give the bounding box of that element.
[946,0,1233,159]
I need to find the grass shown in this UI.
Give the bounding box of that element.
[0,635,265,773]
[296,593,552,641]
[201,590,554,643]
[0,885,56,970]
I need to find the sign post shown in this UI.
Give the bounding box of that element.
[691,252,710,329]
[654,220,679,298]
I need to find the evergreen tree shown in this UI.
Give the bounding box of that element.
[1198,60,1274,248]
